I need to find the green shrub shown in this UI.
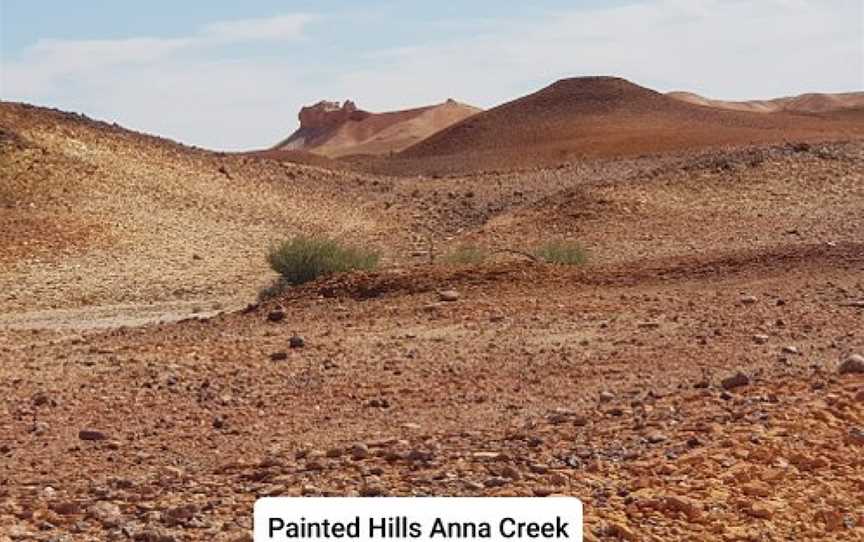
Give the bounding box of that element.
[441,244,489,265]
[267,235,379,285]
[534,240,587,265]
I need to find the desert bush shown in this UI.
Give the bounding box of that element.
[267,235,379,286]
[441,244,489,265]
[533,240,587,265]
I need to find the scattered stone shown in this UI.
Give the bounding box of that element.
[133,527,178,542]
[484,476,508,488]
[79,429,108,441]
[325,447,342,458]
[748,502,774,519]
[782,345,800,355]
[838,354,864,375]
[289,335,305,348]
[599,391,615,403]
[212,416,226,429]
[437,290,460,302]
[269,352,288,361]
[752,334,769,344]
[88,502,123,527]
[49,501,81,515]
[360,484,386,497]
[350,443,369,460]
[721,372,750,390]
[848,428,864,446]
[471,451,503,461]
[267,308,285,322]
[646,432,667,444]
[740,295,758,305]
[533,486,555,497]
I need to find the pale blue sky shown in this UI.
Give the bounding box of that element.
[1,0,862,150]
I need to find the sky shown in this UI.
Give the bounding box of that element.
[1,0,862,151]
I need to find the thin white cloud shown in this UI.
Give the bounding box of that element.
[201,14,316,42]
[1,1,860,151]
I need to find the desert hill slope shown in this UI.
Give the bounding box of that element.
[0,101,421,311]
[274,98,480,158]
[668,90,864,113]
[370,77,864,175]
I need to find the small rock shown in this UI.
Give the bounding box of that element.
[740,295,758,305]
[748,502,774,519]
[484,476,508,488]
[847,428,864,446]
[350,443,369,460]
[269,352,288,361]
[133,527,178,542]
[360,484,386,497]
[289,335,305,349]
[79,429,108,441]
[88,501,123,527]
[782,345,800,355]
[721,372,750,390]
[437,290,460,302]
[325,447,342,458]
[752,334,769,344]
[50,501,81,515]
[33,421,50,436]
[599,391,615,403]
[212,416,226,429]
[838,354,864,375]
[267,308,285,322]
[646,432,667,444]
[533,486,556,497]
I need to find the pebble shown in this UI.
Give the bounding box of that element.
[740,295,758,305]
[752,334,769,344]
[350,443,369,460]
[49,501,81,515]
[437,290,460,302]
[721,372,750,390]
[646,432,667,444]
[267,308,285,322]
[79,429,108,441]
[212,416,226,429]
[782,345,800,355]
[88,501,123,527]
[289,335,305,348]
[270,352,288,361]
[484,476,508,488]
[599,391,615,403]
[838,354,864,375]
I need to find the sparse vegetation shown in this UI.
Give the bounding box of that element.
[267,235,379,286]
[533,240,587,265]
[441,244,489,265]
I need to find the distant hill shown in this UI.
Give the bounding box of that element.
[367,76,864,175]
[667,90,864,114]
[273,99,481,158]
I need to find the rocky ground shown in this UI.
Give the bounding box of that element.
[1,102,863,541]
[2,248,863,541]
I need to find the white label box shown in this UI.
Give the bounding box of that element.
[255,497,583,542]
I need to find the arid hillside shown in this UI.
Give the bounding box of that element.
[668,90,864,114]
[364,77,864,175]
[0,102,418,313]
[273,99,480,158]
